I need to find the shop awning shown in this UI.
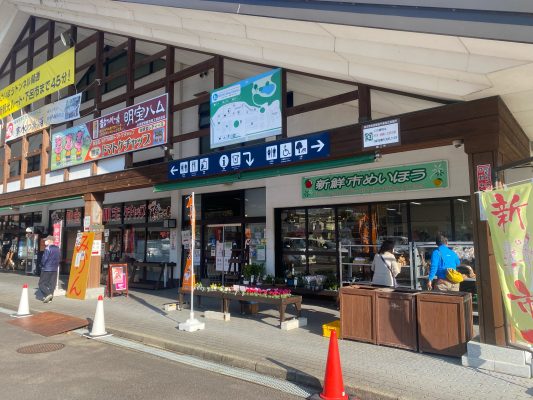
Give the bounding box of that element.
[153,153,376,193]
[20,196,83,208]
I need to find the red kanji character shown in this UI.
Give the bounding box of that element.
[508,280,533,319]
[490,193,528,231]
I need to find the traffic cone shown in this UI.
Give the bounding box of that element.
[88,295,109,338]
[319,330,351,400]
[12,284,31,318]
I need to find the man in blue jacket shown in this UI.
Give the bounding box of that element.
[427,233,460,292]
[38,235,61,303]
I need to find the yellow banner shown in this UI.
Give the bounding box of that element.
[66,231,94,300]
[0,48,75,119]
[481,183,533,345]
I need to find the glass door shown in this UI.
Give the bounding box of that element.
[204,224,242,283]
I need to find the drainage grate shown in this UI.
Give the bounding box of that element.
[17,343,65,354]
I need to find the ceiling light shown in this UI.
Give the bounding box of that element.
[457,199,468,203]
[386,208,396,211]
[410,202,421,205]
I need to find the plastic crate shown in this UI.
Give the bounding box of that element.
[322,320,341,338]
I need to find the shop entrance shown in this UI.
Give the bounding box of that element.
[204,224,243,284]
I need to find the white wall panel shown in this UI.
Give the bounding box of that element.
[46,170,65,185]
[24,175,41,189]
[68,164,92,180]
[6,180,20,192]
[97,156,125,175]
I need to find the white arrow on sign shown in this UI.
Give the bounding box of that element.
[311,140,324,152]
[243,152,254,166]
[170,165,179,175]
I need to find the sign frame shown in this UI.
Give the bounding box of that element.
[362,118,401,150]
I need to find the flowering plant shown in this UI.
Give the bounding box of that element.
[244,287,292,298]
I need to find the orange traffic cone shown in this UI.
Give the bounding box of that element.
[318,330,354,400]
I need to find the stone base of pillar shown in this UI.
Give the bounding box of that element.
[462,338,532,378]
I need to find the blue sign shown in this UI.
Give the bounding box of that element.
[168,132,330,180]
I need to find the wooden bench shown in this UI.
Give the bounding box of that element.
[178,289,302,325]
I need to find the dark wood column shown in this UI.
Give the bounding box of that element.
[464,98,530,346]
[84,192,104,288]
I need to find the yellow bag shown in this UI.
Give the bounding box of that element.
[446,268,464,284]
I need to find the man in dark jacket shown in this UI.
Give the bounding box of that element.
[38,235,61,303]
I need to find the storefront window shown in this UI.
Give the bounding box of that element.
[146,228,170,262]
[410,199,451,242]
[245,188,266,217]
[203,192,241,218]
[107,229,123,262]
[132,228,146,262]
[7,215,19,230]
[124,201,147,224]
[373,202,408,245]
[65,208,83,227]
[245,223,266,266]
[9,140,22,177]
[453,198,473,241]
[307,208,336,252]
[147,198,171,223]
[103,204,122,225]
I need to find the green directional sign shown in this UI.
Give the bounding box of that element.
[302,160,448,198]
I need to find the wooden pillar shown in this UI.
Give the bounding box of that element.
[467,150,507,346]
[84,192,104,289]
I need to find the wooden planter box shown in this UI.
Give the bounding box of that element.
[375,288,418,351]
[340,285,379,344]
[417,291,473,357]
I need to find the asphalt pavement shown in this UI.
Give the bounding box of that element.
[0,271,532,400]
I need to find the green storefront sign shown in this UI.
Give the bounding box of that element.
[302,160,448,198]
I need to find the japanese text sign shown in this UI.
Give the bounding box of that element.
[182,194,196,291]
[363,118,400,149]
[0,48,75,119]
[481,184,533,346]
[4,93,81,142]
[476,164,493,192]
[66,231,94,300]
[50,94,167,171]
[302,160,448,199]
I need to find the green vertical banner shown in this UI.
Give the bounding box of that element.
[481,183,533,345]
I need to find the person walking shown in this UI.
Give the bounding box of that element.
[371,240,400,287]
[38,235,60,303]
[427,233,461,291]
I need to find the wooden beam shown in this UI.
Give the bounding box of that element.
[171,94,209,113]
[167,58,216,83]
[44,21,55,106]
[286,90,358,117]
[165,46,175,159]
[75,32,98,52]
[281,69,288,138]
[358,84,371,123]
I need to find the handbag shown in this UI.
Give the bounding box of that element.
[438,250,463,284]
[380,255,397,288]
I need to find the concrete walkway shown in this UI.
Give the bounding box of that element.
[0,271,531,400]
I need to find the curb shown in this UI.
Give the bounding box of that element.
[0,300,398,400]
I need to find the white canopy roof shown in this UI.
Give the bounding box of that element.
[1,0,533,143]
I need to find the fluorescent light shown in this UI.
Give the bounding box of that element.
[410,202,421,205]
[386,208,396,211]
[457,199,468,203]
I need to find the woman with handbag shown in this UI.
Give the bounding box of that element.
[371,240,400,287]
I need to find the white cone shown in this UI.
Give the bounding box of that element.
[13,284,31,317]
[89,295,108,337]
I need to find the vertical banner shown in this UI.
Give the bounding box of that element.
[66,232,95,300]
[182,194,195,290]
[481,183,533,346]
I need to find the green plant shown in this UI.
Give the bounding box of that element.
[243,263,265,279]
[264,275,275,284]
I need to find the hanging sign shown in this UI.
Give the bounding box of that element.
[0,48,75,119]
[210,68,281,149]
[103,204,122,224]
[4,93,81,142]
[65,208,82,227]
[169,131,329,180]
[362,118,400,149]
[476,164,493,192]
[66,231,94,300]
[123,201,146,224]
[147,198,171,222]
[52,220,63,248]
[481,183,533,346]
[302,160,448,199]
[50,94,168,171]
